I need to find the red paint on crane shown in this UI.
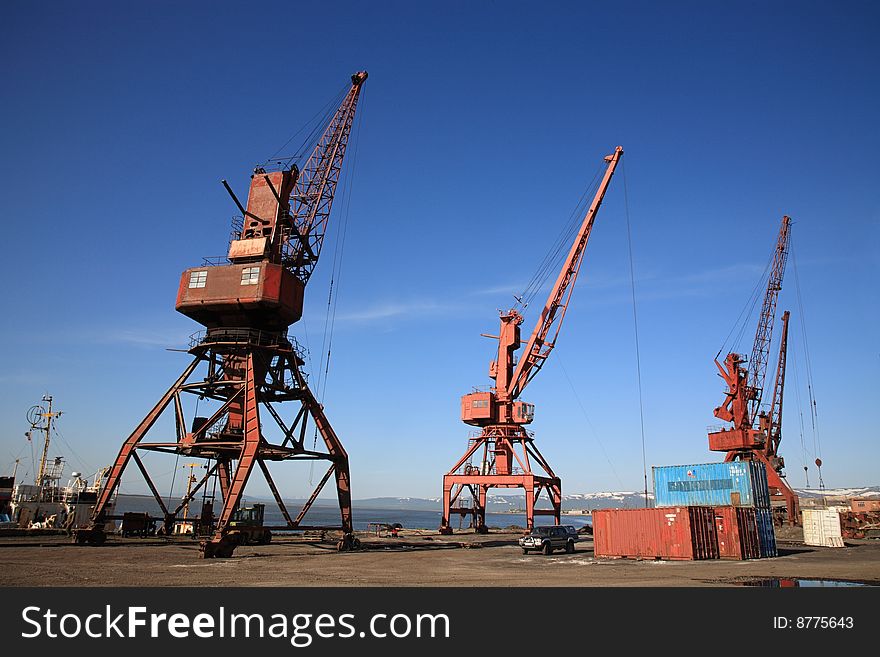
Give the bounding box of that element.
[73,72,369,558]
[709,216,800,526]
[440,147,623,534]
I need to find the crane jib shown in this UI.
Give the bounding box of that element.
[508,146,623,401]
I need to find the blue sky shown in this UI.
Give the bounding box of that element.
[1,1,877,502]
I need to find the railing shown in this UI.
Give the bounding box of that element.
[199,256,230,267]
[188,329,306,358]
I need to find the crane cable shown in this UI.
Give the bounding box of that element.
[557,359,627,491]
[789,336,812,487]
[50,427,91,476]
[321,85,367,400]
[791,244,822,465]
[622,160,650,508]
[257,83,349,380]
[715,254,773,363]
[516,162,605,311]
[263,84,349,168]
[307,85,367,485]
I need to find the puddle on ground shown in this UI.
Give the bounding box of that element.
[739,578,871,587]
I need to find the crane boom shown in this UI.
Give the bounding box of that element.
[746,214,791,424]
[765,309,790,459]
[708,216,800,526]
[445,145,623,534]
[80,72,369,555]
[284,71,368,284]
[507,146,623,401]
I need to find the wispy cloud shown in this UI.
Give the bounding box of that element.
[469,283,524,297]
[93,328,191,348]
[334,299,462,322]
[332,262,765,326]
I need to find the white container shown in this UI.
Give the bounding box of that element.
[802,508,845,548]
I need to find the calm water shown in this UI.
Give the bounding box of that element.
[112,496,592,531]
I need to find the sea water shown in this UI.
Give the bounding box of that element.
[111,495,592,531]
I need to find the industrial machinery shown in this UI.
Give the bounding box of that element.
[708,215,800,525]
[440,146,623,533]
[227,503,272,546]
[74,71,368,556]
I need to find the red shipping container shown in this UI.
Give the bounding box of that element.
[713,507,761,560]
[593,507,719,560]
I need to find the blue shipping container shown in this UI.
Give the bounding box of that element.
[653,461,771,508]
[755,507,778,558]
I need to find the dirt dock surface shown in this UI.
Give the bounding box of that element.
[1,528,878,587]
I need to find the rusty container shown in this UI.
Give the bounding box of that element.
[713,506,761,559]
[593,507,719,560]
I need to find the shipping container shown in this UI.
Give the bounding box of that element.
[593,507,719,560]
[802,508,845,547]
[653,461,771,508]
[713,506,761,560]
[755,507,778,557]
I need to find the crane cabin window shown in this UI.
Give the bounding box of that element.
[188,271,207,289]
[472,400,489,408]
[240,267,260,285]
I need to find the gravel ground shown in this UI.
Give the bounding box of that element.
[1,528,878,587]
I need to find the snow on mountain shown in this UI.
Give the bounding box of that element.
[794,486,880,499]
[354,486,878,511]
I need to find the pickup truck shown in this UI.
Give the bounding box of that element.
[518,525,579,555]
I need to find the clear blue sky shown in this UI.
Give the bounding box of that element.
[1,1,877,502]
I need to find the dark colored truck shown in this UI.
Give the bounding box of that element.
[518,525,579,555]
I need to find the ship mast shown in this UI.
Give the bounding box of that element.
[29,395,62,488]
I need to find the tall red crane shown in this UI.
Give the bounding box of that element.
[74,71,368,556]
[708,215,800,524]
[440,146,623,534]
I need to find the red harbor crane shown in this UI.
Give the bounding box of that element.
[440,146,623,534]
[708,215,800,525]
[74,71,368,556]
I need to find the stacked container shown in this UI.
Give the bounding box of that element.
[593,507,719,560]
[591,462,778,561]
[653,461,771,508]
[652,461,777,559]
[713,507,761,560]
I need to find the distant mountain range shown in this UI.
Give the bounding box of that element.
[351,486,880,512]
[112,486,880,515]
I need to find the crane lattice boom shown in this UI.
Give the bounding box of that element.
[508,146,623,401]
[747,214,791,424]
[442,146,623,535]
[284,71,367,284]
